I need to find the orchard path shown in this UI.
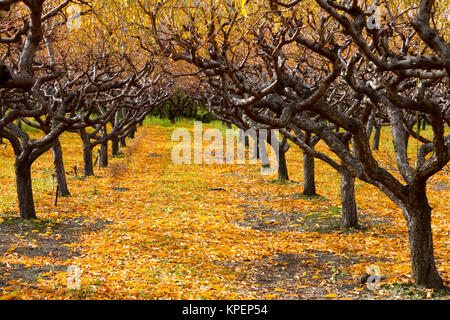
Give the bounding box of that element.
[0,124,449,299]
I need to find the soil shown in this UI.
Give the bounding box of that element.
[0,214,111,289]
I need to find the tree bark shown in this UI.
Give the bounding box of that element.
[100,125,108,168]
[15,160,36,219]
[52,138,70,196]
[340,167,358,228]
[403,186,445,289]
[403,132,410,153]
[303,151,316,196]
[100,141,108,167]
[111,135,119,156]
[372,125,381,150]
[128,124,136,139]
[120,137,127,148]
[80,129,94,176]
[277,148,289,182]
[111,112,120,156]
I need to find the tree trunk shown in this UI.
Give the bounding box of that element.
[100,141,108,168]
[129,125,136,139]
[372,125,381,150]
[15,160,36,219]
[403,187,445,289]
[80,130,94,176]
[403,133,410,153]
[340,167,358,228]
[277,148,289,182]
[252,131,260,160]
[260,136,270,168]
[99,125,108,168]
[303,151,316,196]
[112,135,119,156]
[52,138,70,196]
[111,113,120,156]
[0,108,3,144]
[120,137,126,148]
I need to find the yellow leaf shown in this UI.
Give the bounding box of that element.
[325,293,338,298]
[241,0,247,16]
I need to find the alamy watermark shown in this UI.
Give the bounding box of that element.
[365,264,382,291]
[67,5,82,31]
[342,0,382,30]
[171,121,280,173]
[67,265,82,290]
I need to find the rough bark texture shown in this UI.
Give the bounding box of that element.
[81,130,94,176]
[100,126,108,168]
[112,113,120,156]
[277,148,289,182]
[403,186,445,289]
[129,125,136,139]
[15,160,36,219]
[100,141,108,168]
[340,167,358,228]
[372,125,381,150]
[52,138,70,196]
[112,135,119,156]
[403,133,410,153]
[303,151,316,196]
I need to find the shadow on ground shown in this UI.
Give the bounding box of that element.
[0,214,112,289]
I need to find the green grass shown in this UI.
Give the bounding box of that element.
[143,116,202,128]
[142,116,239,134]
[290,193,329,202]
[378,125,450,154]
[294,208,342,233]
[377,283,449,299]
[0,211,57,232]
[16,121,41,134]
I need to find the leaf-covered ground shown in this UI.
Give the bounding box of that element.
[0,123,449,300]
